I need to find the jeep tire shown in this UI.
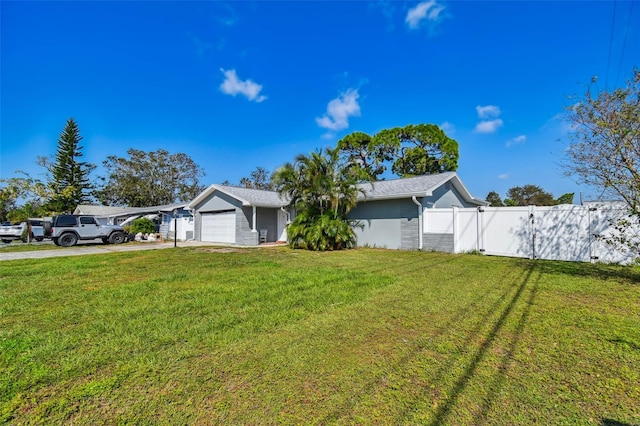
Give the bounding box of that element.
[59,233,78,247]
[109,231,126,244]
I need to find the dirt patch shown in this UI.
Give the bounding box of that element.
[196,248,240,253]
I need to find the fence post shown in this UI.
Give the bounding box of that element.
[477,206,485,253]
[452,206,458,253]
[529,205,536,260]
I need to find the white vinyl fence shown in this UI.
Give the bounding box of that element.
[423,204,637,264]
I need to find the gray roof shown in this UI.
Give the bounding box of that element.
[189,172,487,209]
[357,172,456,200]
[356,172,487,206]
[189,184,288,209]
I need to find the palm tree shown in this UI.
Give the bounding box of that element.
[272,147,364,250]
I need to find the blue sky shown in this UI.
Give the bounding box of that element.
[1,1,638,203]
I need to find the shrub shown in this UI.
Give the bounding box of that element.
[129,217,156,235]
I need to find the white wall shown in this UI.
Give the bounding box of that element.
[423,204,637,264]
[168,216,194,241]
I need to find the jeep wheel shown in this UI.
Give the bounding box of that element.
[52,238,60,246]
[109,231,126,244]
[1,239,11,244]
[102,237,109,244]
[59,233,78,247]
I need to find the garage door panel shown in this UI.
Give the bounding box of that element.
[202,211,236,243]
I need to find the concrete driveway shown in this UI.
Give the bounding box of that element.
[0,241,224,261]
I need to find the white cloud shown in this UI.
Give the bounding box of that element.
[405,0,446,29]
[440,121,455,134]
[498,174,509,180]
[316,89,361,132]
[219,69,267,103]
[475,119,503,134]
[506,135,526,147]
[476,105,501,119]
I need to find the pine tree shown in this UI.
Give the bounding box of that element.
[47,118,94,213]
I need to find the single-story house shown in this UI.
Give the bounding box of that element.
[188,172,487,250]
[73,203,193,239]
[348,172,488,250]
[186,185,289,245]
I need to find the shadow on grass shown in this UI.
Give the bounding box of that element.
[602,419,636,426]
[521,259,640,286]
[426,262,540,425]
[319,256,527,423]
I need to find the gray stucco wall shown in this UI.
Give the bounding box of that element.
[348,198,420,250]
[424,182,477,208]
[235,206,279,245]
[256,208,278,243]
[423,233,454,252]
[196,191,242,211]
[237,207,258,246]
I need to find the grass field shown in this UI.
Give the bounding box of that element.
[1,247,639,425]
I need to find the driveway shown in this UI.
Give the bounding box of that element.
[0,241,225,261]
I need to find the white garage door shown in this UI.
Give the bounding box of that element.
[201,211,236,243]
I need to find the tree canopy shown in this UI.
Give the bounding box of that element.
[337,123,458,181]
[97,148,205,207]
[487,186,574,207]
[240,167,274,190]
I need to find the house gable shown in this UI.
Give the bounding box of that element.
[193,190,242,212]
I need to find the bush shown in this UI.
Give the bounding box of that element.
[287,210,358,251]
[129,217,156,235]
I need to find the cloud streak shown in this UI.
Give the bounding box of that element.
[406,0,446,29]
[316,89,361,132]
[475,119,503,134]
[506,135,526,147]
[476,104,501,119]
[219,69,267,102]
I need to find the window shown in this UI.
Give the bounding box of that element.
[56,216,77,227]
[80,217,97,225]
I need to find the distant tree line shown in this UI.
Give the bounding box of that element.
[0,118,205,222]
[485,185,574,207]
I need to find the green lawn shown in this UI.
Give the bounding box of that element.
[1,247,639,425]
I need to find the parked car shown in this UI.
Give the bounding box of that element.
[0,222,26,243]
[45,215,128,247]
[27,218,45,242]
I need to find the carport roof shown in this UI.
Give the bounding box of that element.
[74,202,189,218]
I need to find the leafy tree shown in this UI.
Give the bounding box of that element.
[337,124,458,180]
[485,191,504,207]
[336,132,391,181]
[0,175,50,221]
[272,147,363,250]
[43,118,95,213]
[97,148,205,207]
[555,193,575,205]
[564,68,639,258]
[240,167,273,190]
[505,185,555,206]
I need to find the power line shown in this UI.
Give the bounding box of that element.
[615,0,636,87]
[605,0,618,89]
